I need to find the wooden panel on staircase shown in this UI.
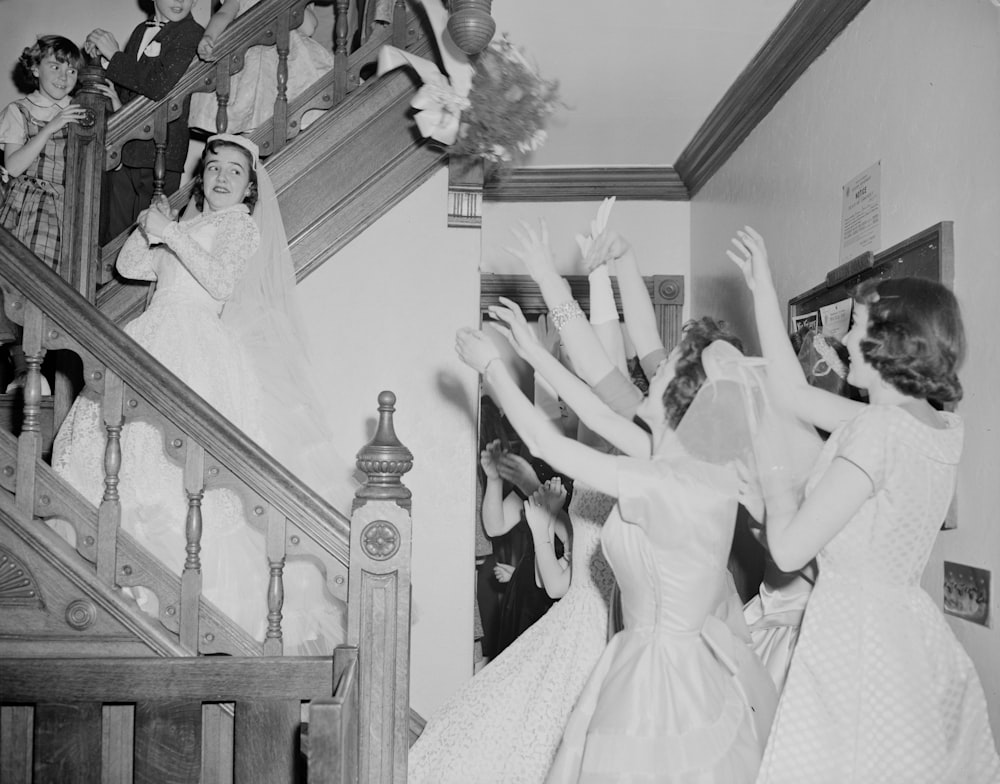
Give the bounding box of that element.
[33,702,103,784]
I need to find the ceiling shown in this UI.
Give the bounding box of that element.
[492,0,799,168]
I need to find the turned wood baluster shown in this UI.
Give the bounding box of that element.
[179,442,205,653]
[97,372,125,584]
[270,11,291,154]
[332,0,349,104]
[214,60,232,134]
[151,104,169,199]
[264,505,286,655]
[14,304,45,516]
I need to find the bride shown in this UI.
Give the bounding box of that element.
[51,134,357,652]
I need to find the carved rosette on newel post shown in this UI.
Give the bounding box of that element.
[348,391,413,784]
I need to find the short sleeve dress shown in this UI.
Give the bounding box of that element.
[756,405,1000,783]
[0,98,69,270]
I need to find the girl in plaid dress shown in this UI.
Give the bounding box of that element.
[0,36,89,271]
[1,36,95,391]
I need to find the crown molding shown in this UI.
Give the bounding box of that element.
[675,0,871,197]
[483,167,688,202]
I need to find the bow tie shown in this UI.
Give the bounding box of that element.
[144,20,166,27]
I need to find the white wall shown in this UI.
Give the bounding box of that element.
[689,0,1000,734]
[298,169,482,717]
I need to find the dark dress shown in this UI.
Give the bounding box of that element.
[494,523,565,655]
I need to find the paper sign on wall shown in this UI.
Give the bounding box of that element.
[819,298,853,342]
[840,161,881,263]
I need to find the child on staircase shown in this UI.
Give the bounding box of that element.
[188,0,334,134]
[0,35,115,392]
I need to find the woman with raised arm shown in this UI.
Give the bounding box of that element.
[456,301,777,783]
[729,227,1000,782]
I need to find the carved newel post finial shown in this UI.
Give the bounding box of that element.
[354,391,413,510]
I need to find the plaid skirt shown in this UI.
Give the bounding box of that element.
[0,175,64,271]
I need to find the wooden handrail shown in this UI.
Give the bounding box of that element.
[0,229,350,571]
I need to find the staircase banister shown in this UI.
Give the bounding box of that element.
[103,0,317,167]
[1,229,351,566]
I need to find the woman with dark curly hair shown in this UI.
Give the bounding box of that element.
[729,227,1000,783]
[456,303,778,783]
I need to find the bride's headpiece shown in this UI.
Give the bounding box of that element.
[206,133,259,171]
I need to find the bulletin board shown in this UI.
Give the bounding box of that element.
[787,220,957,528]
[788,221,953,325]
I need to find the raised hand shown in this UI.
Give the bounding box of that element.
[506,219,557,283]
[487,296,542,362]
[455,327,502,375]
[524,488,556,539]
[535,477,568,514]
[575,196,616,264]
[726,225,770,292]
[86,29,120,61]
[581,229,631,274]
[197,34,219,62]
[497,451,541,496]
[480,438,504,480]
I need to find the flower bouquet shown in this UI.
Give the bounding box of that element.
[451,36,559,169]
[377,0,560,175]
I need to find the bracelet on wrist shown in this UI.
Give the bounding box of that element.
[550,300,585,332]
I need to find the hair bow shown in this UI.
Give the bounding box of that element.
[376,0,484,145]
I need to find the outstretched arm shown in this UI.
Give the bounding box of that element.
[585,231,664,368]
[525,479,572,598]
[479,440,523,537]
[487,299,652,457]
[728,226,864,433]
[456,327,621,496]
[506,220,618,387]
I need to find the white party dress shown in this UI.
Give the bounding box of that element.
[408,485,618,784]
[756,405,1000,783]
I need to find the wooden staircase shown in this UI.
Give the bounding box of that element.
[1,0,437,779]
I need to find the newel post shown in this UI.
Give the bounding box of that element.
[62,57,110,302]
[349,390,413,784]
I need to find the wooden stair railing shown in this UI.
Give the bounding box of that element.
[0,225,354,656]
[0,383,414,782]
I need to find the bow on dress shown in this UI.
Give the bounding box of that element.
[376,0,487,144]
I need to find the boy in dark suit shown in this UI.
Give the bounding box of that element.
[86,0,203,242]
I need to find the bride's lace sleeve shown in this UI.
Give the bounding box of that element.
[160,212,260,301]
[116,227,158,282]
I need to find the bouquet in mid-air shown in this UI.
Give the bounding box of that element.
[377,0,560,173]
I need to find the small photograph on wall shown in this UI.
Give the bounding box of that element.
[943,561,991,627]
[792,311,819,335]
